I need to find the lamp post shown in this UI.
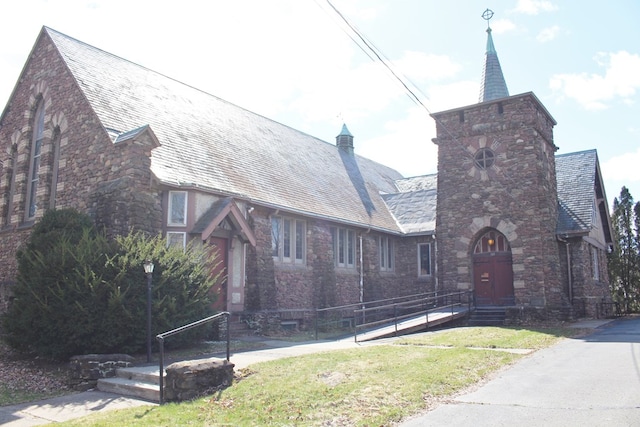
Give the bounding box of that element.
[143,260,154,363]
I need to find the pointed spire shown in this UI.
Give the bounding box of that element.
[479,9,509,103]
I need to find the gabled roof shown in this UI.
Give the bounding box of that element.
[42,27,404,232]
[556,149,599,234]
[381,174,438,235]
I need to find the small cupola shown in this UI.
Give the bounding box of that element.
[336,123,354,154]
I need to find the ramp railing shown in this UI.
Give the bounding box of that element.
[353,290,473,342]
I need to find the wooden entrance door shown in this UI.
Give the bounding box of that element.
[473,253,513,305]
[472,230,514,306]
[209,237,228,311]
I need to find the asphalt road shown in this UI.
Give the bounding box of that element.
[401,317,640,426]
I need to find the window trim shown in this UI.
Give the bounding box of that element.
[379,236,395,272]
[418,243,432,277]
[168,191,188,226]
[592,246,600,280]
[331,226,356,269]
[272,215,306,264]
[167,231,186,249]
[26,101,45,220]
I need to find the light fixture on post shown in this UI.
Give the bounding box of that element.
[143,260,154,363]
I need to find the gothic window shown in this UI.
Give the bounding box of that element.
[26,101,45,220]
[4,144,17,226]
[474,230,510,254]
[49,129,61,210]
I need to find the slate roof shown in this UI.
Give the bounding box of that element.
[478,27,509,103]
[43,27,405,233]
[556,149,598,234]
[381,174,437,235]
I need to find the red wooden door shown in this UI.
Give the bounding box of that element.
[209,237,228,311]
[473,253,513,306]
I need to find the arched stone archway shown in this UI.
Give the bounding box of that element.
[472,229,514,306]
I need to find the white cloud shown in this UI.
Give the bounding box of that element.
[549,51,640,110]
[514,0,559,15]
[358,105,438,177]
[602,148,640,201]
[602,148,640,183]
[492,19,516,35]
[537,25,560,43]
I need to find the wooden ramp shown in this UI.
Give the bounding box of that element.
[354,307,469,342]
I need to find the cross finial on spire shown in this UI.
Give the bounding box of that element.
[482,8,494,30]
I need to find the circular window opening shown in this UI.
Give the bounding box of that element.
[474,148,495,170]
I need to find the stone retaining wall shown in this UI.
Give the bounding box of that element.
[68,354,134,391]
[164,357,234,402]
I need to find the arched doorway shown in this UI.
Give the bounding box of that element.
[472,229,514,306]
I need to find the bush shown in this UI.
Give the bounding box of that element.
[2,209,219,360]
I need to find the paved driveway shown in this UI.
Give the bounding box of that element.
[401,317,640,426]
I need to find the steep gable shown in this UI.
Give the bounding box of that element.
[44,27,404,232]
[556,150,598,234]
[556,149,613,245]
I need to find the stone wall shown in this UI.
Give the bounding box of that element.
[164,358,234,402]
[68,354,134,391]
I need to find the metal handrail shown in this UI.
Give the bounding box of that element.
[155,311,230,405]
[314,291,445,339]
[353,290,473,342]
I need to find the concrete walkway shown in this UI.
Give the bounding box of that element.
[401,317,640,426]
[0,318,625,426]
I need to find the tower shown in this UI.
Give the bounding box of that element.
[431,10,565,314]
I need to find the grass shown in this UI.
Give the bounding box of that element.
[396,326,583,350]
[0,385,65,407]
[58,325,580,426]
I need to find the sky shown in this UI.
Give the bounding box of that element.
[1,0,639,208]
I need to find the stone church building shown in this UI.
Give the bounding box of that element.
[0,24,613,325]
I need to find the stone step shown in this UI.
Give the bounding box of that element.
[97,376,160,402]
[469,307,506,326]
[97,366,161,402]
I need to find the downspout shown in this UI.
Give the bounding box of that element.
[557,235,572,304]
[433,234,438,295]
[359,233,364,304]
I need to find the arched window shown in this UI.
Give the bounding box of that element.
[3,144,18,226]
[474,229,510,254]
[49,128,61,210]
[26,101,45,220]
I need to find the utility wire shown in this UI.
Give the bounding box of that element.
[316,1,532,204]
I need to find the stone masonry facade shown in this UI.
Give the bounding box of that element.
[433,94,565,311]
[0,33,161,291]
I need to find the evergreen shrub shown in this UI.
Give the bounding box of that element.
[2,208,218,360]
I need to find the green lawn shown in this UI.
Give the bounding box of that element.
[58,326,577,426]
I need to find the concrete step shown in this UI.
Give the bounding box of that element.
[97,366,161,402]
[115,366,161,385]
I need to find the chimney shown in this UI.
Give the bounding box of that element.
[336,123,354,154]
